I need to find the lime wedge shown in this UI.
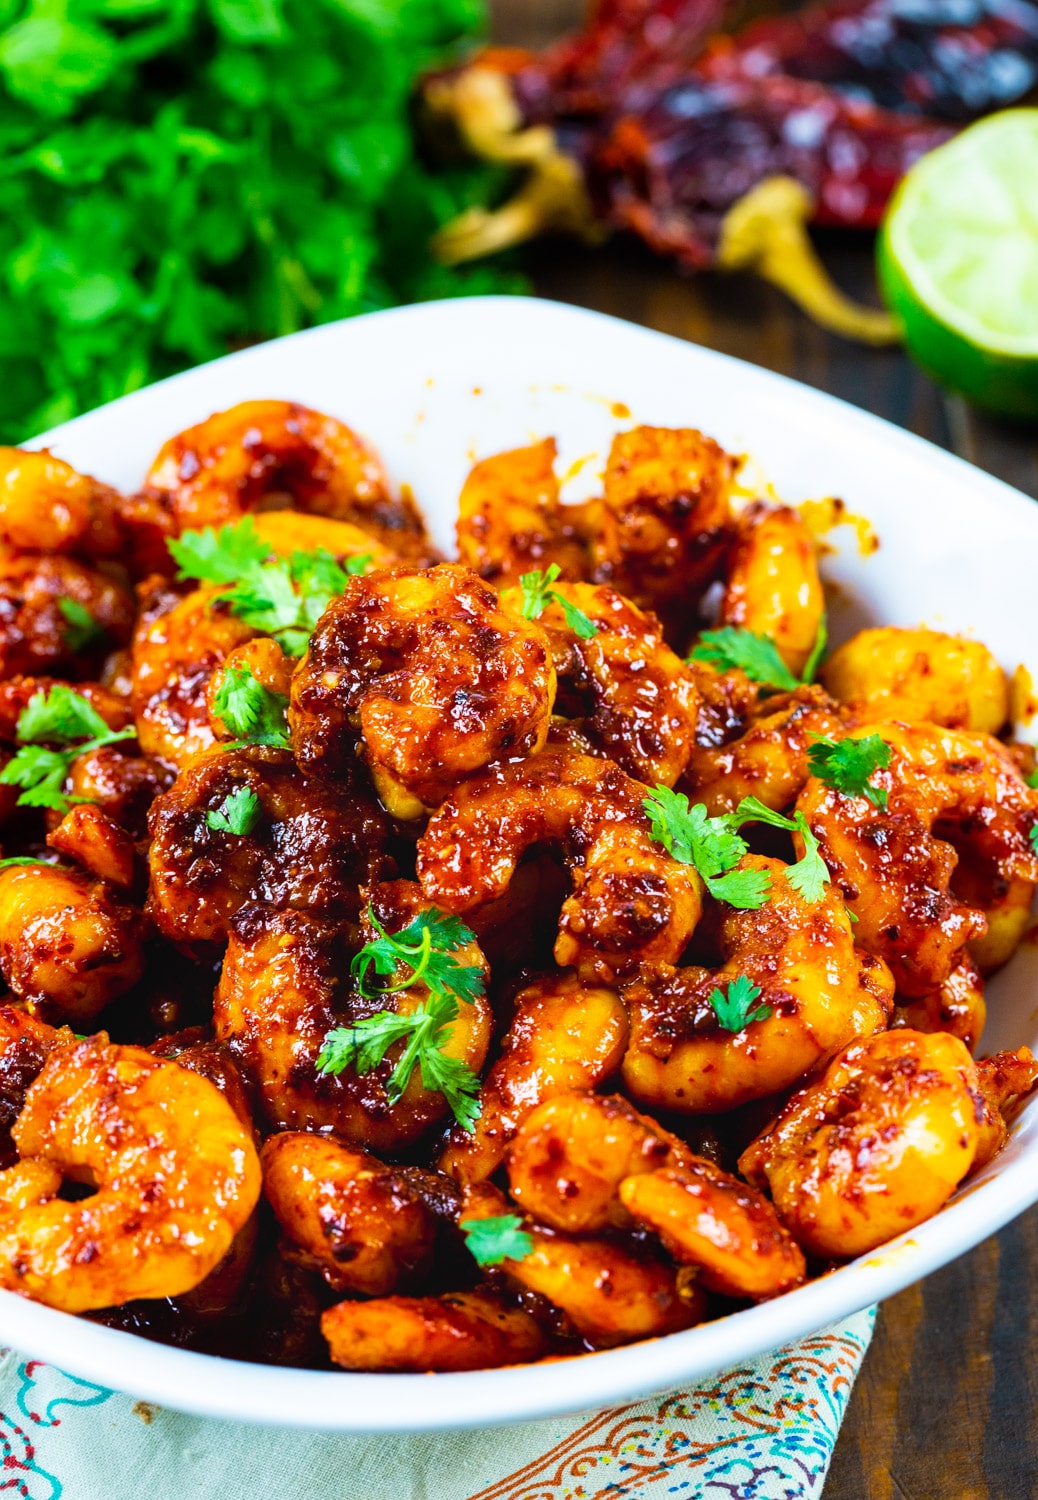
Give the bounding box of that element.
[877,109,1038,421]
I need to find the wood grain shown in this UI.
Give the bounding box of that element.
[490,3,1038,1493]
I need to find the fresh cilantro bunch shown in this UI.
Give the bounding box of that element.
[808,734,891,808]
[644,786,830,907]
[461,1214,533,1267]
[0,0,525,443]
[317,907,486,1130]
[170,517,369,655]
[519,565,597,640]
[689,618,827,691]
[0,684,135,812]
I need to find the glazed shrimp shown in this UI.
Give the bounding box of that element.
[822,627,1009,733]
[143,399,433,560]
[459,1181,704,1347]
[290,563,556,817]
[718,501,825,678]
[456,437,591,585]
[739,1030,997,1260]
[262,1133,436,1296]
[0,1038,261,1312]
[322,1290,548,1372]
[891,953,987,1053]
[439,972,629,1184]
[973,1047,1038,1169]
[0,450,123,559]
[0,863,145,1025]
[146,744,393,947]
[214,884,491,1150]
[501,579,700,786]
[622,856,893,1114]
[0,551,135,681]
[797,721,1038,994]
[588,425,736,635]
[417,746,703,983]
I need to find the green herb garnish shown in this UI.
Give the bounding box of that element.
[212,665,290,748]
[206,785,261,836]
[461,1214,533,1267]
[0,685,134,813]
[519,564,597,640]
[59,598,106,653]
[689,616,828,691]
[808,734,891,809]
[708,975,772,1032]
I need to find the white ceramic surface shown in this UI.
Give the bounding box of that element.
[3,295,1036,1432]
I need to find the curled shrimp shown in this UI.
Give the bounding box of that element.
[892,953,987,1053]
[146,744,393,947]
[456,437,590,585]
[261,1133,436,1296]
[214,884,491,1150]
[797,721,1038,995]
[822,627,1009,733]
[739,1030,1030,1260]
[417,746,703,983]
[500,578,700,786]
[973,1047,1038,1169]
[290,563,556,817]
[322,1290,548,1372]
[0,551,134,681]
[622,856,893,1114]
[143,399,433,560]
[0,450,123,559]
[439,972,628,1184]
[718,501,825,678]
[0,1038,261,1312]
[588,425,736,636]
[0,863,145,1025]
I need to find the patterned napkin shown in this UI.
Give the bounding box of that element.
[0,1309,872,1500]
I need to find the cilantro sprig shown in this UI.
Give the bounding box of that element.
[0,685,135,813]
[708,975,772,1032]
[170,517,370,657]
[59,598,106,653]
[689,617,828,692]
[316,907,486,1131]
[808,734,892,809]
[643,787,831,908]
[212,665,290,749]
[461,1215,534,1267]
[519,565,597,640]
[206,786,261,836]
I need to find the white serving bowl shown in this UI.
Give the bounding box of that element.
[3,296,1036,1431]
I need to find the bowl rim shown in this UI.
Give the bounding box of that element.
[6,293,1038,1432]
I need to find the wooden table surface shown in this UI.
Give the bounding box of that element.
[489,3,1038,1494]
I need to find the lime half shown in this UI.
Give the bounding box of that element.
[878,109,1038,421]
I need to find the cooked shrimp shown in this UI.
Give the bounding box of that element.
[456,438,590,585]
[0,863,145,1025]
[797,721,1038,995]
[0,1038,260,1312]
[0,1007,67,1159]
[681,683,846,815]
[500,579,700,786]
[214,886,491,1150]
[622,856,893,1114]
[262,1133,436,1296]
[972,1047,1038,1170]
[718,502,825,678]
[417,746,703,983]
[147,745,392,947]
[322,1290,548,1372]
[46,803,137,888]
[459,1182,704,1346]
[249,509,399,571]
[506,1092,691,1233]
[206,637,294,741]
[143,399,433,560]
[822,627,1009,733]
[619,1160,807,1299]
[739,1029,987,1260]
[66,744,172,840]
[0,450,123,559]
[131,580,256,767]
[0,675,132,742]
[892,953,987,1052]
[439,972,628,1184]
[0,552,134,680]
[290,563,556,817]
[588,426,736,635]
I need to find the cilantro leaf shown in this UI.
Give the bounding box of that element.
[350,906,485,1009]
[344,553,373,577]
[460,1214,533,1267]
[1031,825,1038,857]
[168,517,271,585]
[0,686,134,813]
[728,796,831,904]
[212,665,290,748]
[808,734,891,809]
[519,564,597,640]
[708,974,773,1032]
[689,627,799,691]
[800,616,828,685]
[642,785,769,910]
[1027,768,1038,791]
[59,598,106,653]
[206,785,261,836]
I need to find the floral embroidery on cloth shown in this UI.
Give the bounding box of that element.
[0,1310,873,1500]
